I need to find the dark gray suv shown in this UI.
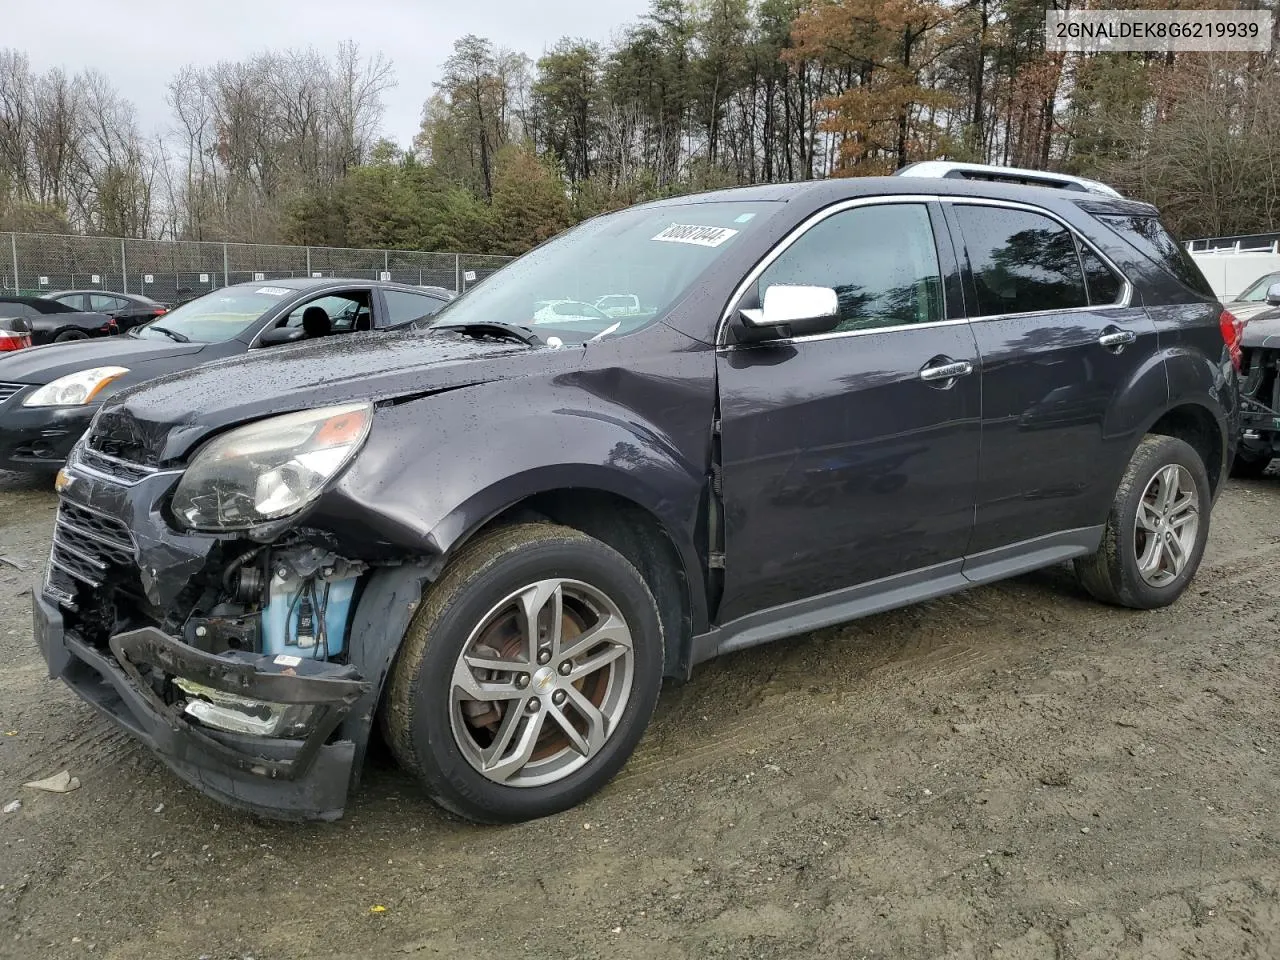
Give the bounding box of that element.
[34,164,1239,823]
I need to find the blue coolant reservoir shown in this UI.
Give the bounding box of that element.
[261,570,359,659]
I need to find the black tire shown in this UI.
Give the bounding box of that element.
[1074,435,1212,609]
[1229,450,1272,480]
[53,330,89,342]
[381,522,664,824]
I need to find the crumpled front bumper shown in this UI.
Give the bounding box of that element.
[34,591,371,821]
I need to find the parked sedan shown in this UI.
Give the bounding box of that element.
[0,278,449,472]
[1222,270,1280,324]
[0,296,118,344]
[44,290,169,333]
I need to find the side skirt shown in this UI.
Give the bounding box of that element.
[687,526,1103,670]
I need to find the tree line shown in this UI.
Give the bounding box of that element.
[2,0,1278,255]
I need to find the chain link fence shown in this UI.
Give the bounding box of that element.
[0,233,514,304]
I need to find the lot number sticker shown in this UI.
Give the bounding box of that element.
[651,223,739,248]
[255,287,291,296]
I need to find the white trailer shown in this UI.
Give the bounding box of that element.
[1186,235,1280,301]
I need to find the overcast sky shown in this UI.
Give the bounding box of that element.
[12,0,651,146]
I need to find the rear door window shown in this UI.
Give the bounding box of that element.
[383,290,447,326]
[1078,245,1124,306]
[89,294,126,311]
[954,205,1089,316]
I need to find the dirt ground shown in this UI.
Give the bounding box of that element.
[1,468,1278,960]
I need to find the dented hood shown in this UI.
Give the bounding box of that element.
[93,329,535,464]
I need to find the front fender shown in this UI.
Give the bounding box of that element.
[307,365,714,606]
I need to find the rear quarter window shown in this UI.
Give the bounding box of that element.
[1096,214,1215,298]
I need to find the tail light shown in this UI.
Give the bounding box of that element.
[101,319,119,334]
[0,330,31,352]
[154,308,168,317]
[1220,308,1244,371]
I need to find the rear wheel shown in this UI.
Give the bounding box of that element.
[381,523,663,823]
[53,330,89,342]
[1075,435,1211,609]
[1229,449,1272,479]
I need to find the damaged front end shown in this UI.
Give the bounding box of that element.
[1239,345,1280,461]
[33,402,415,821]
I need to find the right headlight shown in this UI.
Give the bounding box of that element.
[171,402,373,531]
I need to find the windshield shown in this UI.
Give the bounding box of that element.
[1237,272,1280,302]
[427,200,776,341]
[132,288,287,342]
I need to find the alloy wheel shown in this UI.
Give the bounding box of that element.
[449,578,635,787]
[1133,464,1200,587]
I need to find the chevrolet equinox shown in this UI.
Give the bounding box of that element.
[34,165,1240,822]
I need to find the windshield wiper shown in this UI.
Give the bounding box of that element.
[434,321,542,346]
[588,321,621,342]
[147,325,191,343]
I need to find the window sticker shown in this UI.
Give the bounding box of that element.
[255,287,291,296]
[651,223,740,248]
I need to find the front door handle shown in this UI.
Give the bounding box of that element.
[918,358,974,383]
[1098,328,1138,350]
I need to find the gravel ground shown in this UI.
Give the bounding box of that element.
[1,468,1278,960]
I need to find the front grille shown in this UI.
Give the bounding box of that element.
[76,446,156,484]
[48,502,137,597]
[86,408,163,468]
[89,433,154,465]
[0,382,24,405]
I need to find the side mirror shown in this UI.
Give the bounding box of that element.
[739,284,841,338]
[1266,282,1280,307]
[257,326,307,347]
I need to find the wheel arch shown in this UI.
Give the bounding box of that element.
[1142,400,1228,497]
[339,474,708,787]
[466,486,699,681]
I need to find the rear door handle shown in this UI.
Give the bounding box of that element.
[1098,328,1138,350]
[918,359,974,383]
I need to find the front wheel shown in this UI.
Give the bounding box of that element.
[1075,435,1212,609]
[381,522,663,823]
